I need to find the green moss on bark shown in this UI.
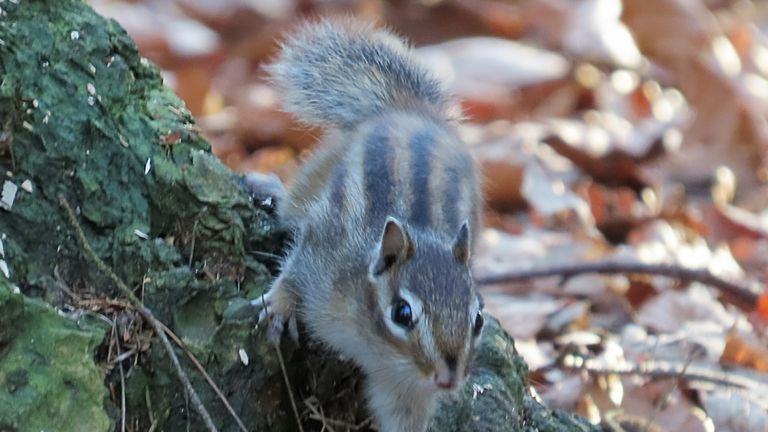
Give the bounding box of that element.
[0,1,281,430]
[0,277,111,432]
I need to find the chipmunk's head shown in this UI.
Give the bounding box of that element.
[367,216,484,393]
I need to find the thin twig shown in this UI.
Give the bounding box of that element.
[112,347,138,364]
[59,195,219,432]
[304,396,374,431]
[156,321,249,432]
[188,219,198,268]
[645,348,697,432]
[476,261,758,311]
[275,344,305,432]
[145,387,155,428]
[82,292,246,430]
[304,397,336,432]
[261,291,305,431]
[113,319,127,432]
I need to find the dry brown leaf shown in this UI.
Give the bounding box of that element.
[474,228,578,280]
[579,182,650,244]
[624,279,658,309]
[417,38,572,121]
[539,373,587,410]
[231,83,320,151]
[542,111,680,192]
[621,321,726,365]
[720,333,768,373]
[548,303,593,339]
[466,122,530,210]
[619,384,710,432]
[562,0,642,68]
[515,339,555,371]
[623,0,768,192]
[483,294,563,339]
[624,220,746,284]
[175,0,294,25]
[636,285,735,334]
[522,158,595,228]
[233,146,298,182]
[758,287,768,322]
[561,274,611,298]
[714,204,768,239]
[453,0,526,39]
[91,1,171,57]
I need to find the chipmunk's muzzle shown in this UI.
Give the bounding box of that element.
[433,354,460,390]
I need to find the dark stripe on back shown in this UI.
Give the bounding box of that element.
[442,163,462,231]
[409,129,436,227]
[443,155,473,232]
[329,163,347,213]
[364,124,394,225]
[328,163,348,238]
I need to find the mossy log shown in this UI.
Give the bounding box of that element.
[0,1,597,431]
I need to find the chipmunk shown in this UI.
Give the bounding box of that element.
[254,19,484,432]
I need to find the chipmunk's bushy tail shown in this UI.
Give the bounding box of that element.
[267,19,449,128]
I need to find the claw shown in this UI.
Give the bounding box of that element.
[253,280,298,344]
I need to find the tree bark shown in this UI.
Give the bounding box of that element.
[0,1,596,431]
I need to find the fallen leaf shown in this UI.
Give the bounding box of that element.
[466,122,530,210]
[418,37,571,121]
[563,0,642,68]
[636,285,735,335]
[701,389,768,432]
[522,158,595,228]
[620,384,710,432]
[623,0,768,192]
[720,332,768,373]
[483,294,563,339]
[757,287,768,321]
[625,320,728,364]
[539,373,587,410]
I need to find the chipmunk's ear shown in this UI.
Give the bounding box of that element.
[453,221,470,265]
[371,217,413,276]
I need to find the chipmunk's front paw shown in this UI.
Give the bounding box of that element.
[253,284,298,344]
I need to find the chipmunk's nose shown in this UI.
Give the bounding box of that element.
[433,355,458,390]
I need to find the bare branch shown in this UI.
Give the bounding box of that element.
[476,261,759,311]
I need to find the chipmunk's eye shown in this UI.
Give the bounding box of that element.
[472,311,484,337]
[392,298,414,329]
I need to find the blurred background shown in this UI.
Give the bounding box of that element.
[90,0,768,430]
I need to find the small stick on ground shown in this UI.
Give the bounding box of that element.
[157,321,248,432]
[145,388,155,429]
[645,348,698,431]
[304,397,336,432]
[59,195,219,432]
[476,261,759,311]
[305,396,374,431]
[275,343,305,432]
[112,319,127,432]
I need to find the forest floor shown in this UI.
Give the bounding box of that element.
[89,0,768,430]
